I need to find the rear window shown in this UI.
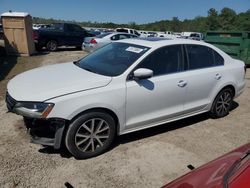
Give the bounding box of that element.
[116,29,129,33]
[190,33,199,37]
[96,33,111,38]
[186,44,223,70]
[213,50,224,65]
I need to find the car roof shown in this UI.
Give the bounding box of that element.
[116,28,135,30]
[116,38,210,48]
[112,32,136,35]
[115,38,230,59]
[103,32,137,37]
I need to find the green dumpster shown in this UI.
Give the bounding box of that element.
[204,31,250,65]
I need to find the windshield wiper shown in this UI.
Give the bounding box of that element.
[223,149,250,188]
[73,60,79,66]
[240,150,250,160]
[73,61,99,74]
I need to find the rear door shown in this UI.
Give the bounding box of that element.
[182,44,225,113]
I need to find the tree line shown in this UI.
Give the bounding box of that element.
[33,7,250,32]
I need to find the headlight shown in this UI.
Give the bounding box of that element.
[13,102,54,118]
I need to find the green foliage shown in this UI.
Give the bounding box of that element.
[171,17,181,32]
[219,7,237,30]
[206,8,219,30]
[32,8,250,32]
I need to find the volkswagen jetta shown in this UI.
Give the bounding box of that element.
[6,38,246,159]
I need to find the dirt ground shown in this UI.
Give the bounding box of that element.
[0,43,250,188]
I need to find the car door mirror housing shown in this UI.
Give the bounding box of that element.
[133,68,153,80]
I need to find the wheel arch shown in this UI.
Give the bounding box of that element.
[210,84,236,109]
[68,107,120,135]
[46,38,58,44]
[219,84,236,97]
[209,84,236,118]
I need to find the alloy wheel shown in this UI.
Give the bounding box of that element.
[215,91,232,116]
[47,41,57,51]
[74,118,110,153]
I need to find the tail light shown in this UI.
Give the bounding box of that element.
[32,30,39,40]
[90,38,97,44]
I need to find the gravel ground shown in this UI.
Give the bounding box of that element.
[0,47,250,188]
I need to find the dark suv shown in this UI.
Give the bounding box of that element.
[33,23,95,51]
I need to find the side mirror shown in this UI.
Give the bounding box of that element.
[133,68,153,80]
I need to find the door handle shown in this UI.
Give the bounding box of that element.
[178,80,187,87]
[215,73,222,80]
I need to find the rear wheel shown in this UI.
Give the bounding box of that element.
[46,40,58,51]
[210,88,233,118]
[65,111,116,159]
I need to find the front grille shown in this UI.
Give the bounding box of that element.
[5,92,17,111]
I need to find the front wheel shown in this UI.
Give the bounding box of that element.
[65,111,116,159]
[210,88,233,118]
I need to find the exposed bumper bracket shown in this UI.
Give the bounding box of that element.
[28,118,66,149]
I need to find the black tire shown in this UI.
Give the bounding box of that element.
[46,40,58,51]
[65,111,116,159]
[210,88,233,118]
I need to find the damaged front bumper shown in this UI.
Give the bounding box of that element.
[6,92,66,149]
[24,118,67,149]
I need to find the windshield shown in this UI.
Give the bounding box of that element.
[76,42,150,76]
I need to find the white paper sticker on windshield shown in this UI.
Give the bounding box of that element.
[126,46,144,53]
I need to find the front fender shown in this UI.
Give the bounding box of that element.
[46,85,126,134]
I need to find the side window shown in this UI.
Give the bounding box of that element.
[213,50,224,66]
[111,34,119,41]
[68,24,82,32]
[137,45,183,76]
[129,35,137,38]
[119,34,129,40]
[116,29,128,33]
[186,45,214,70]
[134,30,140,36]
[51,23,64,31]
[67,25,74,32]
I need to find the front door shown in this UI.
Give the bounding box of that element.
[125,45,186,131]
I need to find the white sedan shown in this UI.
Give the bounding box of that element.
[6,38,246,159]
[82,32,138,53]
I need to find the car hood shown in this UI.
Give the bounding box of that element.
[7,62,112,101]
